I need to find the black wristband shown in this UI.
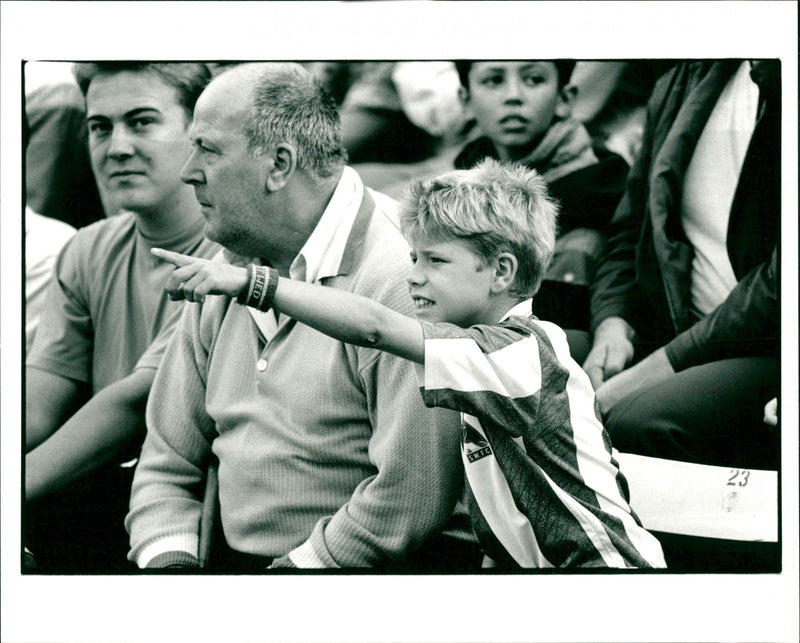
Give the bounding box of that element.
[249,265,267,307]
[257,267,280,312]
[238,265,279,312]
[237,264,256,305]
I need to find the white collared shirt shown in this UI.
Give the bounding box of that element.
[290,166,364,284]
[245,167,396,340]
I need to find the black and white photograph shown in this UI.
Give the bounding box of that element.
[1,2,797,642]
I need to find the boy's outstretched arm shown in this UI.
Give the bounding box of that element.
[152,248,425,363]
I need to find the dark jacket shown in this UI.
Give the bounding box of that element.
[454,131,629,237]
[455,119,630,333]
[590,61,779,371]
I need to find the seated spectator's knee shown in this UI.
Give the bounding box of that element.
[603,390,685,460]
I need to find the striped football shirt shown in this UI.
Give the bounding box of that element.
[415,300,666,568]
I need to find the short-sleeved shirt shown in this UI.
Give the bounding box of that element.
[415,300,666,568]
[27,212,220,395]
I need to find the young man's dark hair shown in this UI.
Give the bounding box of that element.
[73,62,211,118]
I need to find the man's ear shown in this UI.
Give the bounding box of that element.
[265,143,298,192]
[554,84,577,120]
[491,252,519,294]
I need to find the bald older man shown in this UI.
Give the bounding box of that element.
[126,63,477,572]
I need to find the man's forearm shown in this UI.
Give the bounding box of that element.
[26,368,154,501]
[664,249,777,372]
[25,367,85,452]
[126,301,218,566]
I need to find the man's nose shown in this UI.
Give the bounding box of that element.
[180,148,204,185]
[107,125,135,160]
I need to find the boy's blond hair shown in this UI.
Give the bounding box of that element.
[398,158,559,297]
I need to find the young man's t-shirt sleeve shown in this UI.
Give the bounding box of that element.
[414,319,544,425]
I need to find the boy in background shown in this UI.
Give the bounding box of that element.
[454,61,629,359]
[154,159,665,569]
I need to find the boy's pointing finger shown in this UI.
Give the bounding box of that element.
[152,248,193,267]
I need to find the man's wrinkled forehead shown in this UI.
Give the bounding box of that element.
[199,72,251,115]
[207,64,259,103]
[190,77,250,137]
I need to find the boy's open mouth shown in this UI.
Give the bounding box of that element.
[413,296,436,309]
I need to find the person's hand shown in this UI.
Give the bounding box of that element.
[595,346,675,416]
[152,248,248,303]
[763,397,778,426]
[582,316,636,390]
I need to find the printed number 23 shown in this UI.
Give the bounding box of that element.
[727,469,751,487]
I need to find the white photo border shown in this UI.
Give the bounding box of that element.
[2,2,797,642]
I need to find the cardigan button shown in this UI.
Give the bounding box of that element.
[256,359,268,371]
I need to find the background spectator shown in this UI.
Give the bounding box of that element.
[24,207,75,353]
[570,60,676,166]
[584,60,779,474]
[25,61,113,228]
[335,62,442,164]
[453,60,630,360]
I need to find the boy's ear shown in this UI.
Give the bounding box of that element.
[554,84,577,120]
[491,252,519,294]
[264,143,298,192]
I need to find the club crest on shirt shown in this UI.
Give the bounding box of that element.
[463,422,492,463]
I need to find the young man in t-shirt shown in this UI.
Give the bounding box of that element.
[25,62,220,573]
